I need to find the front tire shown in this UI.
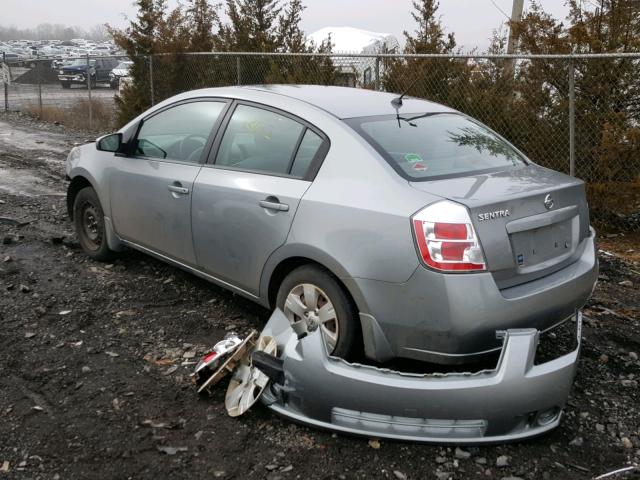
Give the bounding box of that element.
[276,265,357,358]
[73,187,115,262]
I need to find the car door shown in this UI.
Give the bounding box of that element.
[192,102,329,295]
[109,99,230,265]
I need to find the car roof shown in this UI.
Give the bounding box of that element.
[242,85,455,119]
[184,85,455,119]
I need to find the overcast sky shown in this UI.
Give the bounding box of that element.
[2,0,571,50]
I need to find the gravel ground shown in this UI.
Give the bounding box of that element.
[1,111,639,480]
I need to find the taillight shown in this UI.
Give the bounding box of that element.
[203,352,218,364]
[412,200,486,272]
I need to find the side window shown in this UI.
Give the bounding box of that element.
[290,129,323,178]
[135,101,225,163]
[216,105,304,176]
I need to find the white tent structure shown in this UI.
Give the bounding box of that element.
[307,27,400,87]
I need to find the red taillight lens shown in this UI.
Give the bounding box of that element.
[434,222,468,240]
[412,201,486,272]
[203,352,218,364]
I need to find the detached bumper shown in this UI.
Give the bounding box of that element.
[261,309,582,444]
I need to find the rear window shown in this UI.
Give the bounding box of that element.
[346,113,526,180]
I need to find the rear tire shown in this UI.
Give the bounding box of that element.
[73,187,115,262]
[61,82,71,89]
[276,265,357,358]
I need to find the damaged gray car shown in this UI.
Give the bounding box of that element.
[66,85,598,442]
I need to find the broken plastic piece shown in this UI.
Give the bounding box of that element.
[225,335,277,417]
[195,331,255,394]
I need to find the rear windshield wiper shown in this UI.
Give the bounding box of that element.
[396,112,445,128]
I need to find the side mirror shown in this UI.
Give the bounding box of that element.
[96,133,123,153]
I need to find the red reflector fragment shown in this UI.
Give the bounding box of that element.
[203,352,217,364]
[434,222,468,240]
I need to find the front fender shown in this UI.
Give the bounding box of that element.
[67,166,102,214]
[66,147,124,252]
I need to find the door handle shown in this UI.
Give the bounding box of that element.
[167,184,189,195]
[259,199,289,212]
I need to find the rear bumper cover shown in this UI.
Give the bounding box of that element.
[261,309,582,444]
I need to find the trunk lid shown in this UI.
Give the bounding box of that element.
[409,165,590,288]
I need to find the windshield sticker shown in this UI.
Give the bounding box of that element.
[405,153,423,163]
[412,162,427,172]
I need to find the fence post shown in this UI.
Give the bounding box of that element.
[568,58,576,177]
[37,55,42,117]
[374,56,381,91]
[86,54,93,130]
[3,52,7,111]
[236,56,241,86]
[149,55,155,106]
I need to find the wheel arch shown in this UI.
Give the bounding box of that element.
[66,172,124,252]
[66,175,94,220]
[261,245,363,312]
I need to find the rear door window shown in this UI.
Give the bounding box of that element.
[215,104,305,176]
[346,113,526,180]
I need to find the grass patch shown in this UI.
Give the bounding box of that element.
[25,98,115,132]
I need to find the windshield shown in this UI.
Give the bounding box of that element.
[346,113,526,180]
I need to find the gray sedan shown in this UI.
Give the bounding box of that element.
[65,85,598,367]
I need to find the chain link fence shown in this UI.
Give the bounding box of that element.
[2,51,639,233]
[1,53,129,127]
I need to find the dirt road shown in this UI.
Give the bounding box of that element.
[0,111,639,479]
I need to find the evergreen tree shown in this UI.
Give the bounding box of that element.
[405,0,457,54]
[215,0,282,52]
[277,0,307,52]
[509,0,640,184]
[108,0,170,125]
[186,0,218,52]
[383,0,471,110]
[266,0,337,84]
[109,0,168,56]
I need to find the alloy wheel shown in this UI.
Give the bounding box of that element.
[283,283,339,353]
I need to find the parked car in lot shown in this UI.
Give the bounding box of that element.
[1,51,26,65]
[65,85,598,366]
[109,60,132,89]
[58,57,118,88]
